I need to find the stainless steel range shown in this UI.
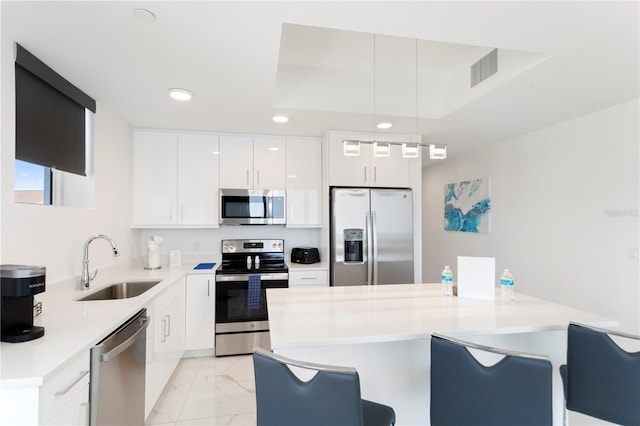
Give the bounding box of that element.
[215,239,288,356]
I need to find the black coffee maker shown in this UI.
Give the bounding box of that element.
[1,265,46,343]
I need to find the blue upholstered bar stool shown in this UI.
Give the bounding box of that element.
[252,347,396,426]
[430,333,553,426]
[560,322,640,425]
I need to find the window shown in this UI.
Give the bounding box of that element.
[14,160,51,205]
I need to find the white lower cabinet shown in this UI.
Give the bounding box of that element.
[185,274,215,353]
[44,383,90,426]
[289,269,329,288]
[145,277,186,420]
[42,351,90,426]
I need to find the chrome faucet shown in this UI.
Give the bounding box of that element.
[81,234,120,289]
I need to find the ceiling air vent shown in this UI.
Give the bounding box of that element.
[470,48,498,88]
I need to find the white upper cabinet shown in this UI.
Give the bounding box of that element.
[286,138,322,227]
[177,133,220,225]
[369,133,412,188]
[328,134,371,186]
[132,130,219,227]
[219,135,253,188]
[253,137,286,189]
[132,130,178,226]
[328,131,412,188]
[219,136,286,189]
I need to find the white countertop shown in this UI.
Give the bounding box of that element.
[0,260,219,389]
[267,283,617,349]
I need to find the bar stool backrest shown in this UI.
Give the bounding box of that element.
[564,322,640,425]
[430,334,553,426]
[253,347,365,426]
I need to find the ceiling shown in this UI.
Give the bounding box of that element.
[2,1,638,164]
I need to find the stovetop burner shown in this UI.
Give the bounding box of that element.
[217,239,288,275]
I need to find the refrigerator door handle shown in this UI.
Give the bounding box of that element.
[371,210,378,285]
[366,211,373,285]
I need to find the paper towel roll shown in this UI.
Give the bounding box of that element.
[145,235,164,269]
[147,247,160,269]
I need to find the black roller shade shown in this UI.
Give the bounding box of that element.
[15,44,96,176]
[15,44,95,112]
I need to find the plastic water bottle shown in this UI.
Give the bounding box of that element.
[501,269,514,301]
[441,266,453,296]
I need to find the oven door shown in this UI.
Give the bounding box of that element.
[215,273,288,324]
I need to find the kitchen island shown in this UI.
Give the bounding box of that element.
[267,283,616,425]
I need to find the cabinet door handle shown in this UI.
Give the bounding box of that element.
[161,317,167,342]
[181,205,184,221]
[374,166,377,183]
[257,170,260,186]
[246,170,250,186]
[364,166,367,184]
[54,370,89,396]
[169,207,173,222]
[83,402,90,424]
[300,277,317,281]
[207,279,211,297]
[166,314,171,338]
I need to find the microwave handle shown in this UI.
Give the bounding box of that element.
[266,193,273,219]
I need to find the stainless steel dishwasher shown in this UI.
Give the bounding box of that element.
[90,308,148,425]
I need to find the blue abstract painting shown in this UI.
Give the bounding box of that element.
[444,178,491,233]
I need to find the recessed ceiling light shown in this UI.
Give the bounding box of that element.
[168,88,193,101]
[272,114,289,123]
[376,121,393,129]
[133,8,156,23]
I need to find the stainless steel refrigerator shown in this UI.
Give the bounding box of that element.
[330,187,414,286]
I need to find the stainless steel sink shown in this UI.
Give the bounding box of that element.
[76,280,161,301]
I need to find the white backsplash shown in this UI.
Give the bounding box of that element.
[134,227,322,263]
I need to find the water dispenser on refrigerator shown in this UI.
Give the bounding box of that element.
[344,229,364,263]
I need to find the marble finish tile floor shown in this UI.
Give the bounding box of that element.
[146,355,257,426]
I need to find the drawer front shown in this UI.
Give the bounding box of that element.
[44,382,90,426]
[41,352,90,423]
[289,270,328,287]
[154,277,185,312]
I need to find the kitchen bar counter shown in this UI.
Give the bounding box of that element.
[267,283,616,425]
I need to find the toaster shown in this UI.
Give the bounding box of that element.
[291,247,321,264]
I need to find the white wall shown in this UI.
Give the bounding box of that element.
[422,98,639,334]
[134,227,321,264]
[0,36,133,284]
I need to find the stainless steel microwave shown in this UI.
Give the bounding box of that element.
[219,189,286,225]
